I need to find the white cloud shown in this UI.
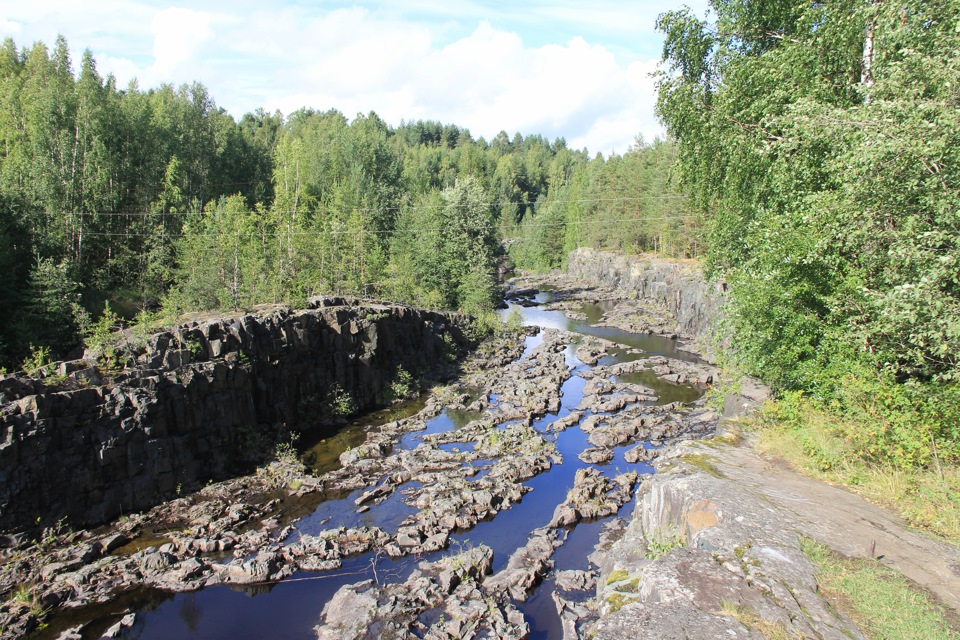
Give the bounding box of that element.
[0,19,22,36]
[144,7,214,84]
[100,56,140,87]
[4,2,682,154]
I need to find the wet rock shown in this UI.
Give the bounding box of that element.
[579,414,606,432]
[99,613,135,639]
[549,469,638,527]
[549,411,582,432]
[316,546,507,639]
[587,418,644,449]
[98,533,130,555]
[624,445,659,464]
[316,580,379,640]
[578,448,614,465]
[553,591,596,639]
[483,528,562,601]
[555,569,596,592]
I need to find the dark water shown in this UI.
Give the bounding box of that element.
[511,301,700,363]
[41,299,702,640]
[299,396,429,475]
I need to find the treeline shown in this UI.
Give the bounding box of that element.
[657,0,960,465]
[0,35,696,368]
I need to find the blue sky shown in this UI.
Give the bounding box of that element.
[1,1,710,155]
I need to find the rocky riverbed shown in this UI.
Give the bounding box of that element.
[3,270,735,639]
[9,266,945,640]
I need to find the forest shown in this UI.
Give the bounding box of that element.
[3,0,959,474]
[657,0,960,469]
[0,35,695,369]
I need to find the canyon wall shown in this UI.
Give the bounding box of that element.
[0,300,471,533]
[567,248,725,343]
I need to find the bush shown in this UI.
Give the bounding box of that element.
[761,375,960,471]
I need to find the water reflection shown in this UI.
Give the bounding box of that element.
[37,289,706,640]
[502,301,700,363]
[299,396,428,474]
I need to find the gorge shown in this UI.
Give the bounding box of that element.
[4,252,951,640]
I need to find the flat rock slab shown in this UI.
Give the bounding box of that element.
[713,442,960,612]
[590,436,960,640]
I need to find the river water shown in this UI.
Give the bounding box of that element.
[47,296,703,640]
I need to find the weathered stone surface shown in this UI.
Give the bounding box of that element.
[549,469,639,528]
[587,440,877,640]
[0,301,472,533]
[315,545,528,639]
[483,528,561,601]
[554,569,596,592]
[566,248,725,345]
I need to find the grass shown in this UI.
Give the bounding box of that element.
[754,402,960,545]
[800,537,959,640]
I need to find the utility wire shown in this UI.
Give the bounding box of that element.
[52,195,690,218]
[73,214,701,239]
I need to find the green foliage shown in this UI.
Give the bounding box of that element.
[274,432,300,465]
[508,138,701,272]
[320,383,355,419]
[504,307,524,332]
[765,375,960,470]
[21,344,53,376]
[84,302,124,372]
[800,537,959,639]
[182,334,206,361]
[389,366,415,402]
[19,257,84,359]
[0,32,703,370]
[645,525,685,559]
[657,0,960,466]
[757,393,960,542]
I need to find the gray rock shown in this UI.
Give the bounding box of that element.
[555,569,596,592]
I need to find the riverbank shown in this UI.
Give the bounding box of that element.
[5,256,956,640]
[0,299,473,535]
[584,428,960,639]
[2,270,729,639]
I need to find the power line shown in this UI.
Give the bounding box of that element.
[73,214,701,239]
[51,195,690,219]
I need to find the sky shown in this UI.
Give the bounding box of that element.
[0,1,711,156]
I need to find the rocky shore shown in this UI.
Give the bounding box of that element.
[569,429,960,639]
[0,298,473,535]
[1,265,739,639]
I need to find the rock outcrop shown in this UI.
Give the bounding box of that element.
[0,300,472,533]
[566,248,725,343]
[584,432,960,639]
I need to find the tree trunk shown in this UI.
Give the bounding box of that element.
[861,11,876,102]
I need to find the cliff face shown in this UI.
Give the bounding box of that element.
[0,301,471,534]
[566,248,725,343]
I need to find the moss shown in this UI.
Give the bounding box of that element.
[681,453,726,478]
[620,577,641,593]
[705,426,744,448]
[605,569,629,585]
[606,593,638,614]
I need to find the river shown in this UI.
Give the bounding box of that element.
[36,292,705,640]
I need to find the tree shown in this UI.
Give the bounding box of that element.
[655,0,960,389]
